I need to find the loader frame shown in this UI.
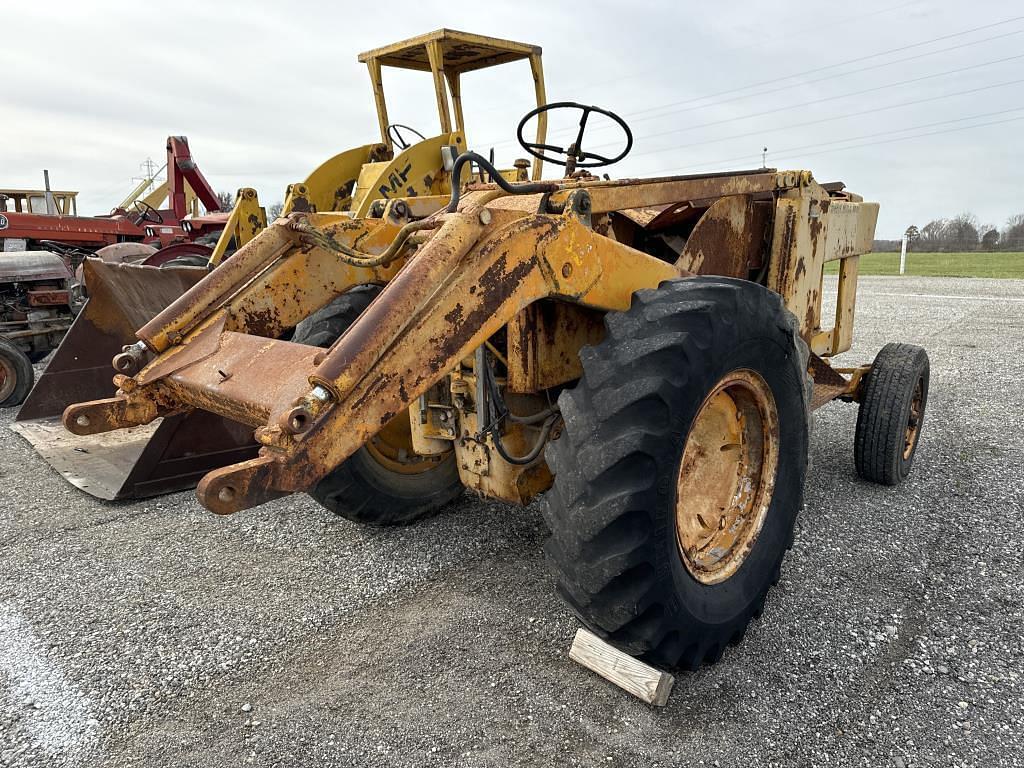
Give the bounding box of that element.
[63,166,878,515]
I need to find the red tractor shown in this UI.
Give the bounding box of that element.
[0,137,235,405]
[0,136,227,257]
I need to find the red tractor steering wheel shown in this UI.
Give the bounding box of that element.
[132,200,164,226]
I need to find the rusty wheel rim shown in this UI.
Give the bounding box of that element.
[902,378,924,460]
[364,410,450,475]
[0,357,15,402]
[675,369,780,585]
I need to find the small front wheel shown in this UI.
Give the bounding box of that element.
[855,343,929,485]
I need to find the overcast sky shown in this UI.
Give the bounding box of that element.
[2,0,1021,237]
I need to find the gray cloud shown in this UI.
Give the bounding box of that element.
[2,0,1021,237]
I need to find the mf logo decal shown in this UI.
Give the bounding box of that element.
[0,214,8,230]
[377,163,414,199]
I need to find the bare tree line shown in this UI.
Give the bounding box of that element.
[875,212,1024,252]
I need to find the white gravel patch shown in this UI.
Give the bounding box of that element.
[0,604,101,764]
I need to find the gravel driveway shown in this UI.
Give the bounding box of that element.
[1,276,1021,767]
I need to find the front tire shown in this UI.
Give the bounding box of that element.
[543,277,810,669]
[854,343,929,485]
[0,338,34,408]
[293,286,463,525]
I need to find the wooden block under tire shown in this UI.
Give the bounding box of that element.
[569,628,675,706]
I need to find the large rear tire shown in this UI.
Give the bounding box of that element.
[292,286,463,525]
[0,338,34,408]
[543,277,811,669]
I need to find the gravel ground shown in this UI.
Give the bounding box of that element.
[0,275,1022,768]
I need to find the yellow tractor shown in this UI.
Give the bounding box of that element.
[46,31,932,668]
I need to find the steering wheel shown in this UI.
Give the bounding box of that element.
[387,123,427,150]
[517,102,633,170]
[132,200,163,225]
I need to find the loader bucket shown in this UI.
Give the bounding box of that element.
[12,258,258,500]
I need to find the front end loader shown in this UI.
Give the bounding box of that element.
[51,30,933,668]
[13,29,547,499]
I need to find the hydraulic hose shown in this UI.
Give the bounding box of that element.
[479,349,561,466]
[291,217,440,268]
[446,152,557,213]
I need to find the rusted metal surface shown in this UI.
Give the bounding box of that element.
[11,413,256,500]
[768,175,878,350]
[163,333,324,427]
[547,170,786,215]
[506,301,606,393]
[0,251,71,283]
[808,354,865,410]
[17,260,202,421]
[138,222,297,352]
[83,203,674,513]
[677,195,770,277]
[675,369,779,585]
[903,379,925,459]
[26,289,70,307]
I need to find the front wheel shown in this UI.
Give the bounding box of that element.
[543,277,811,669]
[0,338,34,408]
[854,343,929,485]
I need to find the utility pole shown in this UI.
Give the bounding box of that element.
[761,146,768,169]
[131,158,160,195]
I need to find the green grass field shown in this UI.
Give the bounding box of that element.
[825,251,1024,278]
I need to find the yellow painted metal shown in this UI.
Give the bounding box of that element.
[352,132,465,216]
[0,189,78,215]
[506,302,605,393]
[424,39,454,134]
[528,53,547,181]
[125,180,200,216]
[445,71,465,135]
[366,58,391,150]
[767,176,878,355]
[117,174,164,211]
[208,188,268,267]
[283,143,387,214]
[358,29,548,176]
[357,29,540,73]
[220,213,409,339]
[453,408,553,503]
[134,222,298,354]
[675,369,779,585]
[812,255,860,357]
